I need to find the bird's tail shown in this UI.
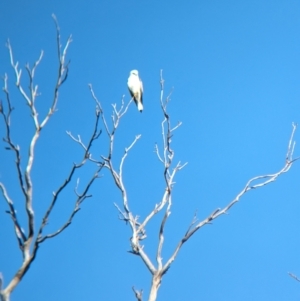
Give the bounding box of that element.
[137,102,143,112]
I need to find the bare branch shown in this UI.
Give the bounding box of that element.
[36,166,102,244]
[137,71,186,233]
[184,210,198,236]
[66,107,102,163]
[40,15,72,129]
[162,123,299,274]
[6,40,42,130]
[90,86,162,277]
[3,19,73,270]
[134,247,157,275]
[154,143,164,163]
[1,75,27,200]
[88,84,110,135]
[132,287,143,301]
[0,184,26,250]
[114,202,130,222]
[36,161,80,240]
[0,16,88,300]
[4,42,47,261]
[6,40,31,107]
[119,134,141,201]
[156,198,172,270]
[288,272,300,283]
[36,109,103,244]
[66,132,88,151]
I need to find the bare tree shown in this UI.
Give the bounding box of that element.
[0,16,102,301]
[1,18,299,301]
[90,71,299,301]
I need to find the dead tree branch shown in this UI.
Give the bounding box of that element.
[95,70,298,301]
[0,16,101,301]
[132,287,143,301]
[88,86,151,264]
[162,123,298,276]
[288,272,300,283]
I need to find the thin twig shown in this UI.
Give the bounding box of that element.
[1,74,27,201]
[36,166,102,244]
[0,184,26,251]
[288,272,300,283]
[132,287,143,301]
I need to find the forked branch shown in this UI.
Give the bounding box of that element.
[132,287,143,301]
[0,16,101,301]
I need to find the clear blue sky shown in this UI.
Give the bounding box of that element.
[1,1,300,300]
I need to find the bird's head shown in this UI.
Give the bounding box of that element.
[130,70,139,76]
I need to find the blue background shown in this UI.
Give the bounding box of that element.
[1,1,300,300]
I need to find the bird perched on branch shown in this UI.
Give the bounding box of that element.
[127,70,143,112]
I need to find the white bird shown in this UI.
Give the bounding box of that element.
[127,70,143,112]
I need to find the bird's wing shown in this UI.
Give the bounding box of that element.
[128,87,134,98]
[139,78,143,104]
[127,75,135,97]
[139,78,143,93]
